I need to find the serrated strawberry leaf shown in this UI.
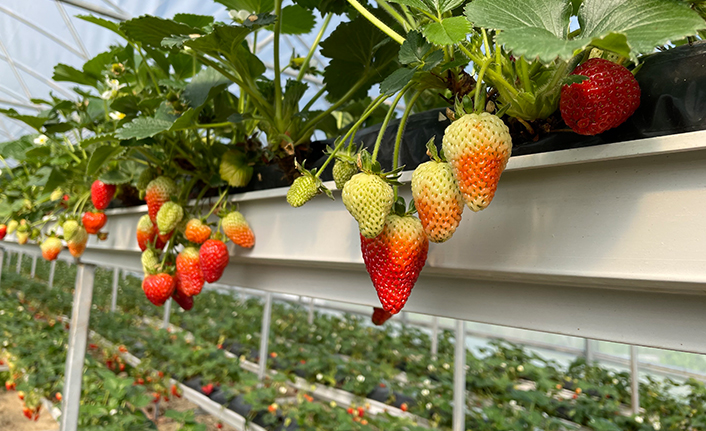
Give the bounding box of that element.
[423,16,471,45]
[465,0,706,63]
[280,5,315,35]
[389,0,463,15]
[380,68,417,96]
[562,74,588,85]
[115,117,173,140]
[121,16,202,49]
[214,0,275,13]
[99,169,131,185]
[87,146,124,176]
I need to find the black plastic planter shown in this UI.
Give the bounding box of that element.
[366,383,391,402]
[182,376,202,392]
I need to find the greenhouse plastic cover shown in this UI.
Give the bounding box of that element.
[0,0,334,141]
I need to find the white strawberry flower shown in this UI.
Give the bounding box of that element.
[316,373,323,381]
[425,402,432,410]
[109,111,125,121]
[101,78,126,100]
[33,134,48,145]
[635,416,644,424]
[278,386,287,394]
[356,375,365,382]
[517,365,524,372]
[421,389,430,396]
[229,9,251,22]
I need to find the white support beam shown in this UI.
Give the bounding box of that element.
[55,1,91,59]
[30,254,37,278]
[162,298,172,330]
[111,268,119,312]
[453,320,466,431]
[0,53,75,99]
[48,260,57,289]
[55,0,130,21]
[258,292,273,381]
[630,346,640,415]
[0,37,31,99]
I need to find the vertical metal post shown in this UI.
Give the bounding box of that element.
[400,311,408,325]
[584,338,593,362]
[162,298,172,329]
[307,297,314,326]
[431,316,439,357]
[258,292,273,380]
[4,250,9,268]
[453,320,466,431]
[630,345,640,415]
[122,269,127,281]
[111,268,119,312]
[16,251,22,273]
[30,254,37,278]
[48,260,57,289]
[60,263,96,431]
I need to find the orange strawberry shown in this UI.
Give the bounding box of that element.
[361,213,428,314]
[142,273,175,306]
[442,112,512,212]
[145,177,176,223]
[136,215,165,251]
[222,211,254,248]
[176,247,204,296]
[68,226,88,258]
[199,239,229,283]
[411,141,464,243]
[184,219,211,244]
[40,236,62,261]
[82,211,107,234]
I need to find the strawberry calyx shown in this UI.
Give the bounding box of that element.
[391,196,417,218]
[356,150,403,187]
[294,160,332,200]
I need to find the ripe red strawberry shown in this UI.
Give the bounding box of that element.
[136,214,165,251]
[91,180,116,210]
[176,246,204,296]
[371,307,393,326]
[142,273,175,306]
[171,384,181,398]
[172,286,194,311]
[199,239,229,283]
[40,236,62,261]
[222,211,255,248]
[361,214,428,314]
[68,226,88,258]
[82,211,107,234]
[201,383,214,395]
[0,224,6,240]
[560,58,641,136]
[145,176,176,223]
[411,142,464,243]
[184,219,211,244]
[442,112,512,212]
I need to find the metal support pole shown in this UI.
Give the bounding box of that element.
[630,345,640,415]
[585,338,593,363]
[16,251,22,273]
[30,254,37,278]
[307,298,314,326]
[5,250,10,268]
[431,316,439,357]
[453,320,466,431]
[162,298,172,330]
[48,261,56,289]
[258,292,273,380]
[122,269,127,281]
[111,268,119,312]
[60,263,96,431]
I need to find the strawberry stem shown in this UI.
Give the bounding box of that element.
[345,0,405,44]
[371,82,414,162]
[205,190,229,220]
[315,94,389,178]
[391,90,423,198]
[474,57,492,114]
[296,13,332,82]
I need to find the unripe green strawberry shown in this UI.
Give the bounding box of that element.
[222,211,255,248]
[62,219,79,241]
[68,226,88,258]
[41,237,62,261]
[141,249,160,275]
[137,167,156,191]
[219,150,253,187]
[156,202,183,235]
[6,220,18,234]
[333,159,357,190]
[411,160,464,243]
[145,176,176,223]
[16,231,29,245]
[442,113,512,212]
[361,214,428,314]
[50,188,63,201]
[287,175,317,208]
[342,173,394,239]
[176,247,204,296]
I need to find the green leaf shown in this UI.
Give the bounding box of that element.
[83,50,117,79]
[280,5,316,34]
[115,117,173,140]
[214,0,275,13]
[422,16,471,45]
[321,16,400,101]
[466,0,706,63]
[380,68,416,95]
[0,109,48,131]
[52,64,97,87]
[173,13,215,29]
[77,15,126,38]
[183,25,251,59]
[283,79,308,118]
[229,43,266,81]
[121,16,201,48]
[387,0,434,14]
[44,168,66,193]
[169,108,199,131]
[110,95,141,115]
[399,31,433,65]
[183,67,231,108]
[80,133,117,148]
[87,146,123,176]
[99,168,131,185]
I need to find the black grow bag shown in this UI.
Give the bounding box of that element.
[309,41,706,178]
